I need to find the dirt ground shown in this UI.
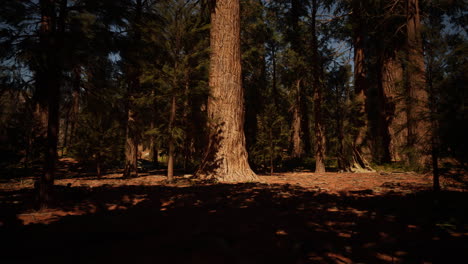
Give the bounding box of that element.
[1,169,466,225]
[1,165,467,264]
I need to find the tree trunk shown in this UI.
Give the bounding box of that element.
[381,55,405,162]
[425,24,440,191]
[62,104,70,157]
[62,66,80,156]
[150,119,158,167]
[96,151,102,177]
[374,55,392,164]
[337,83,351,170]
[32,0,53,156]
[38,0,64,209]
[271,45,278,107]
[167,96,176,182]
[182,71,192,172]
[149,90,159,167]
[195,0,257,182]
[123,107,138,178]
[311,0,326,173]
[122,0,142,178]
[347,2,374,172]
[291,79,303,159]
[68,66,81,147]
[269,127,274,175]
[406,0,430,169]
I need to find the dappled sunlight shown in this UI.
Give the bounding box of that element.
[1,177,467,263]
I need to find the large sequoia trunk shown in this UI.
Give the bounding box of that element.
[381,54,406,162]
[195,0,257,182]
[406,0,430,169]
[345,2,374,172]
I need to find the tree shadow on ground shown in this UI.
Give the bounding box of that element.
[1,183,467,264]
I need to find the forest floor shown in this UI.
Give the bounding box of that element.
[1,158,467,263]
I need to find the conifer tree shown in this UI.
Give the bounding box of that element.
[196,0,258,182]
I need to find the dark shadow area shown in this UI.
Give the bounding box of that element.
[1,183,467,264]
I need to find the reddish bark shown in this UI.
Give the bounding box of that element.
[196,0,257,182]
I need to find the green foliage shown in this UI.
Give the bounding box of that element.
[0,0,466,175]
[70,107,124,170]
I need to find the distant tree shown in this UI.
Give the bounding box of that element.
[121,0,141,178]
[310,0,326,173]
[241,0,268,168]
[69,59,124,177]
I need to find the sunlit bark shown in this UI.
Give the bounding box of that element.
[196,0,257,182]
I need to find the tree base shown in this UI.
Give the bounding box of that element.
[341,147,375,173]
[196,166,258,183]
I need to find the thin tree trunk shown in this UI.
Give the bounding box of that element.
[271,45,278,107]
[150,118,158,167]
[68,66,81,147]
[62,106,70,157]
[432,136,440,191]
[42,81,60,209]
[195,0,257,182]
[167,96,176,182]
[183,71,191,172]
[123,108,138,178]
[291,79,303,159]
[269,127,274,175]
[337,83,351,170]
[96,151,102,177]
[62,64,78,156]
[337,109,345,170]
[122,0,142,178]
[426,26,440,191]
[149,90,159,167]
[38,0,64,209]
[406,0,431,169]
[311,0,326,173]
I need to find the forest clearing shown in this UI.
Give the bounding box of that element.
[1,158,467,263]
[2,158,467,225]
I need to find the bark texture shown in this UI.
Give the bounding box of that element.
[149,91,159,167]
[196,0,257,182]
[311,0,326,173]
[346,3,374,172]
[167,96,176,182]
[123,107,138,178]
[406,0,430,169]
[122,0,142,178]
[291,79,303,159]
[381,55,406,162]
